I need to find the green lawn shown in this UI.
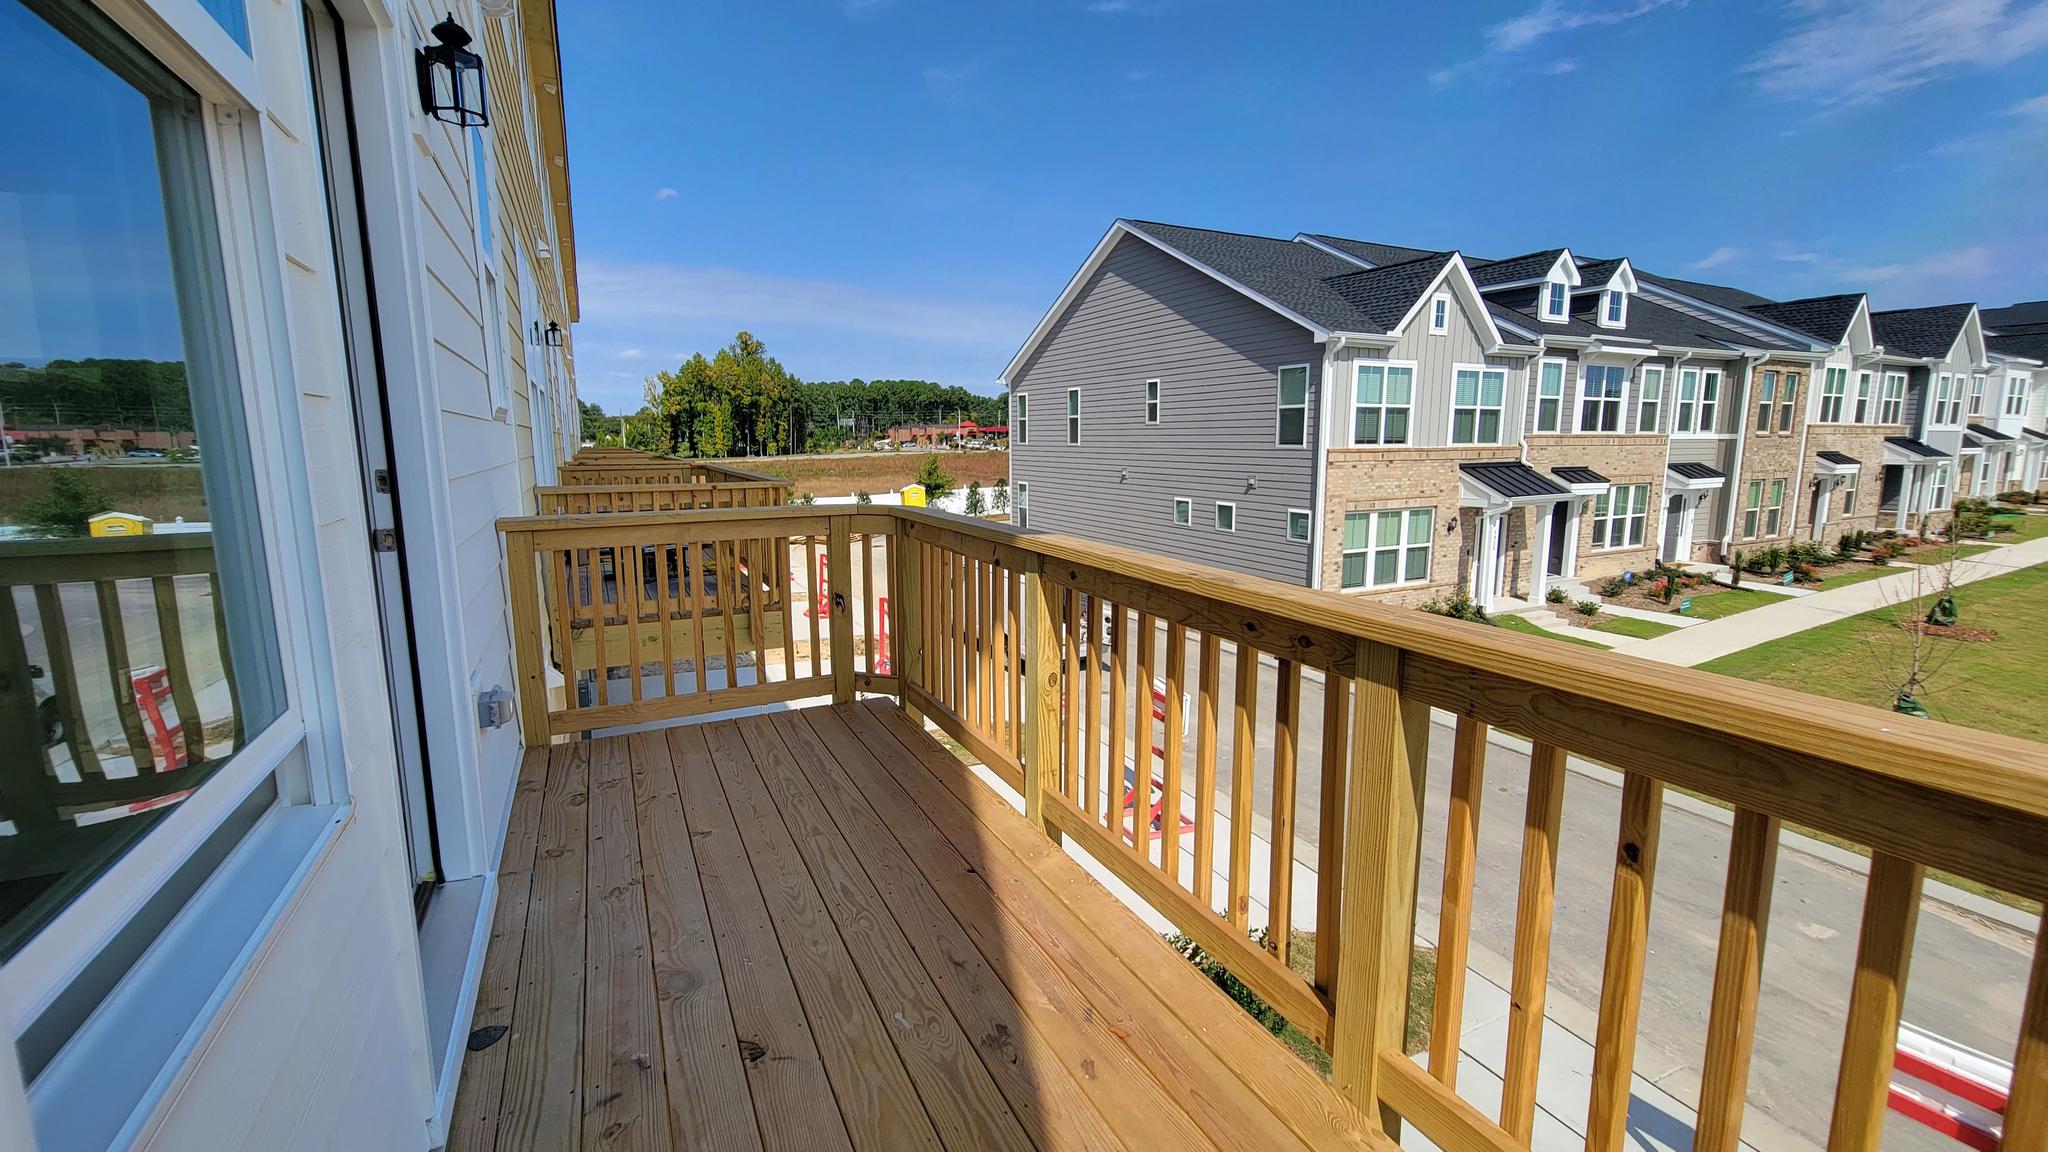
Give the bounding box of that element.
[1900,542,1998,563]
[1809,564,1897,591]
[1497,613,1610,648]
[1990,512,2048,543]
[1683,586,1789,620]
[1591,615,1679,639]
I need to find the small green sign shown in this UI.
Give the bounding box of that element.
[1678,597,1693,614]
[1780,570,1797,586]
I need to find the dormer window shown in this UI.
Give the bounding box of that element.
[1542,281,1568,322]
[1602,289,1626,327]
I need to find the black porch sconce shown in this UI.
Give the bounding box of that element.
[416,14,489,127]
[544,321,564,348]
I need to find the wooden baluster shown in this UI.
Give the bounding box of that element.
[992,563,1007,748]
[746,537,769,682]
[861,531,877,676]
[1330,639,1429,1134]
[208,572,241,747]
[1500,740,1568,1143]
[590,547,610,707]
[35,585,99,776]
[654,538,676,697]
[952,549,967,712]
[883,532,898,683]
[151,576,204,766]
[1587,772,1665,1152]
[1429,716,1489,1088]
[1695,808,1780,1152]
[553,543,577,719]
[1082,594,1102,823]
[1063,586,1082,802]
[95,580,154,767]
[1008,569,1023,759]
[828,518,854,704]
[1105,602,1127,835]
[622,540,644,703]
[1161,623,1187,885]
[2003,926,2048,1144]
[984,559,999,734]
[1022,560,1060,840]
[718,540,741,689]
[775,533,796,685]
[1131,611,1155,850]
[806,537,822,680]
[1192,632,1220,906]
[688,539,709,696]
[1315,672,1352,994]
[967,558,982,730]
[507,533,549,744]
[1826,852,1925,1151]
[1267,658,1300,962]
[1228,642,1259,930]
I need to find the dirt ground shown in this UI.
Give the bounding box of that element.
[705,451,1011,499]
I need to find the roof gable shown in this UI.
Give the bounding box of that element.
[1871,303,1978,361]
[1472,249,1577,290]
[1743,294,1866,345]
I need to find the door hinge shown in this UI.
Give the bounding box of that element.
[372,528,398,553]
[373,468,393,494]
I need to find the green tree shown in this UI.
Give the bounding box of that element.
[22,470,111,536]
[991,478,1009,513]
[964,481,985,516]
[913,454,955,501]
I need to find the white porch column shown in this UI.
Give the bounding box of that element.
[1477,513,1501,611]
[1532,504,1554,603]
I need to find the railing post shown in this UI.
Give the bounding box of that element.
[1021,557,1062,842]
[1331,638,1428,1133]
[828,515,855,704]
[505,529,550,748]
[894,517,924,720]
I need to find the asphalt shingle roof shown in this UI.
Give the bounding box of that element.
[1744,294,1864,344]
[1121,221,1456,336]
[1669,462,1726,480]
[1989,332,2048,362]
[1302,234,1439,268]
[1461,461,1568,500]
[1470,249,1568,289]
[1574,257,1627,285]
[1324,253,1457,331]
[1575,295,1789,350]
[1983,300,2048,332]
[1872,304,1974,360]
[1635,271,1777,310]
[1885,436,1948,459]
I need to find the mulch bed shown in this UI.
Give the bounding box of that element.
[1896,621,1999,643]
[1598,578,1724,615]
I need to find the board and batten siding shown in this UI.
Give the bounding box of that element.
[1009,233,1321,585]
[1328,286,1527,447]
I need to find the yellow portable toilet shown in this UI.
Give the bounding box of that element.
[89,511,153,537]
[899,483,927,507]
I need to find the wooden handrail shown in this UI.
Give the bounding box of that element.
[497,501,2048,1150]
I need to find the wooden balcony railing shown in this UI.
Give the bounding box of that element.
[557,448,790,498]
[498,502,2048,1150]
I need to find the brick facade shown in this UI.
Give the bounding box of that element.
[1520,434,1668,583]
[1319,445,1517,606]
[1728,359,1810,554]
[1801,425,1897,546]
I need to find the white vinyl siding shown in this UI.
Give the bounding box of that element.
[1340,508,1433,589]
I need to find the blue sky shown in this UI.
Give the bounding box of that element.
[559,0,2048,412]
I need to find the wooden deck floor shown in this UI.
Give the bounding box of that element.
[447,699,1386,1152]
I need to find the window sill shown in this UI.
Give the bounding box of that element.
[29,802,349,1152]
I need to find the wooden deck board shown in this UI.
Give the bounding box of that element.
[448,702,1391,1152]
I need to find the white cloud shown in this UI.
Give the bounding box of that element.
[1687,246,1742,271]
[1774,249,1821,263]
[2008,91,2048,119]
[1747,0,2048,108]
[653,187,679,202]
[1540,58,1582,74]
[1838,244,1993,286]
[617,347,646,361]
[1433,0,1682,87]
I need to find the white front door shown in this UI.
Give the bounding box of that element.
[1662,494,1685,562]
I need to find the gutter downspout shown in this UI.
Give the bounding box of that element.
[1309,336,1340,589]
[1720,350,1764,558]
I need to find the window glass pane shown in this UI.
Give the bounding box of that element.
[1385,367,1412,404]
[1354,408,1380,444]
[1341,553,1368,589]
[1356,365,1383,404]
[1174,500,1189,525]
[1383,409,1408,444]
[1454,370,1478,406]
[1216,504,1234,530]
[0,0,285,956]
[1342,512,1370,550]
[1278,408,1305,446]
[1480,371,1505,407]
[1376,510,1400,542]
[1452,412,1473,443]
[1405,545,1429,582]
[1540,362,1562,396]
[1478,411,1500,443]
[1373,549,1398,586]
[1278,366,1307,406]
[1066,390,1079,415]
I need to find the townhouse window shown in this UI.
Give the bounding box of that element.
[1277,364,1309,446]
[1842,471,1858,514]
[1699,370,1721,429]
[1676,368,1700,432]
[1014,393,1028,444]
[1015,481,1028,528]
[1854,372,1874,423]
[1214,502,1237,532]
[1535,359,1564,432]
[1779,372,1799,432]
[1591,484,1648,549]
[1968,374,1986,418]
[1145,379,1160,425]
[1930,463,1951,509]
[1881,373,1906,423]
[1578,364,1626,432]
[1286,509,1311,542]
[1173,497,1191,526]
[1638,367,1664,432]
[1743,480,1763,539]
[2009,376,2032,417]
[1542,281,1568,321]
[1756,372,1778,432]
[1429,294,1450,334]
[1352,363,1412,445]
[1066,388,1080,443]
[1340,508,1433,589]
[1603,289,1626,327]
[1451,366,1507,445]
[1819,368,1846,423]
[1766,478,1786,536]
[1933,375,1956,425]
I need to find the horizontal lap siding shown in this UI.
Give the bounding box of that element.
[1011,235,1320,585]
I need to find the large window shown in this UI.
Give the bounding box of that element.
[1881,373,1906,424]
[1578,364,1625,432]
[1638,366,1664,432]
[1819,368,1846,423]
[1451,366,1507,445]
[1968,374,1986,418]
[1743,480,1763,539]
[1766,478,1786,536]
[1535,359,1564,432]
[1756,371,1779,431]
[1340,508,1433,589]
[0,0,285,968]
[1676,368,1701,432]
[1066,388,1080,443]
[1699,370,1721,430]
[1933,375,1959,425]
[1591,485,1648,549]
[1930,463,1951,509]
[1352,363,1413,445]
[1277,365,1309,446]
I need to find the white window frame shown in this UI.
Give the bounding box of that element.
[1013,392,1028,444]
[2006,374,2031,417]
[1756,370,1779,431]
[1145,379,1160,425]
[1214,501,1237,532]
[1854,371,1874,423]
[1286,508,1310,542]
[1637,366,1664,432]
[1576,362,1628,434]
[1600,288,1627,328]
[1339,507,1435,589]
[1351,360,1416,446]
[1842,470,1858,514]
[1880,373,1907,424]
[1933,374,1957,426]
[1449,363,1509,446]
[1014,481,1028,527]
[1743,479,1763,539]
[1541,279,1568,322]
[1699,369,1721,431]
[1534,357,1565,433]
[1675,367,1701,433]
[1276,364,1310,447]
[1819,367,1846,423]
[1590,484,1648,549]
[1173,497,1191,526]
[1065,387,1080,444]
[1968,374,1986,418]
[1428,293,1450,335]
[1766,478,1786,536]
[1930,462,1951,509]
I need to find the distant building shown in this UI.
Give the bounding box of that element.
[887,420,1008,447]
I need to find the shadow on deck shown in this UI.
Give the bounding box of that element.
[446,699,1382,1151]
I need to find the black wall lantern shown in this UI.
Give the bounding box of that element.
[416,14,489,127]
[543,321,564,348]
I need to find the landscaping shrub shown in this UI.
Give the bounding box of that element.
[1545,585,1569,604]
[1599,576,1627,597]
[1997,489,2035,505]
[1422,593,1492,624]
[1575,599,1601,616]
[1955,505,1993,539]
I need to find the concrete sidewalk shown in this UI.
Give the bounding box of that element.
[1617,534,2048,666]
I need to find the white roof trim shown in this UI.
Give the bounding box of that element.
[1292,234,1376,268]
[1813,456,1862,477]
[1389,254,1508,352]
[1665,468,1727,492]
[999,220,1334,384]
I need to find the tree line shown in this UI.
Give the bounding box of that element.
[0,359,195,431]
[578,332,1005,456]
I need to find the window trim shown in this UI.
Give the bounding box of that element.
[1575,362,1629,434]
[1757,370,1779,431]
[1853,370,1874,424]
[1065,387,1080,444]
[1015,481,1028,528]
[1675,367,1701,434]
[1428,293,1450,335]
[1214,501,1237,532]
[1880,372,1907,424]
[1285,508,1311,542]
[1779,372,1799,432]
[1541,279,1568,322]
[1842,470,1858,514]
[1338,506,1434,590]
[1534,356,1566,433]
[2005,374,2031,417]
[1599,288,1627,329]
[1014,392,1028,445]
[1743,479,1763,539]
[1589,483,1648,550]
[1766,478,1785,537]
[1276,363,1310,447]
[1351,359,1417,446]
[1818,367,1847,424]
[1968,373,1986,418]
[1144,378,1160,425]
[1173,496,1191,526]
[1699,369,1721,431]
[1448,363,1509,446]
[1637,365,1664,433]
